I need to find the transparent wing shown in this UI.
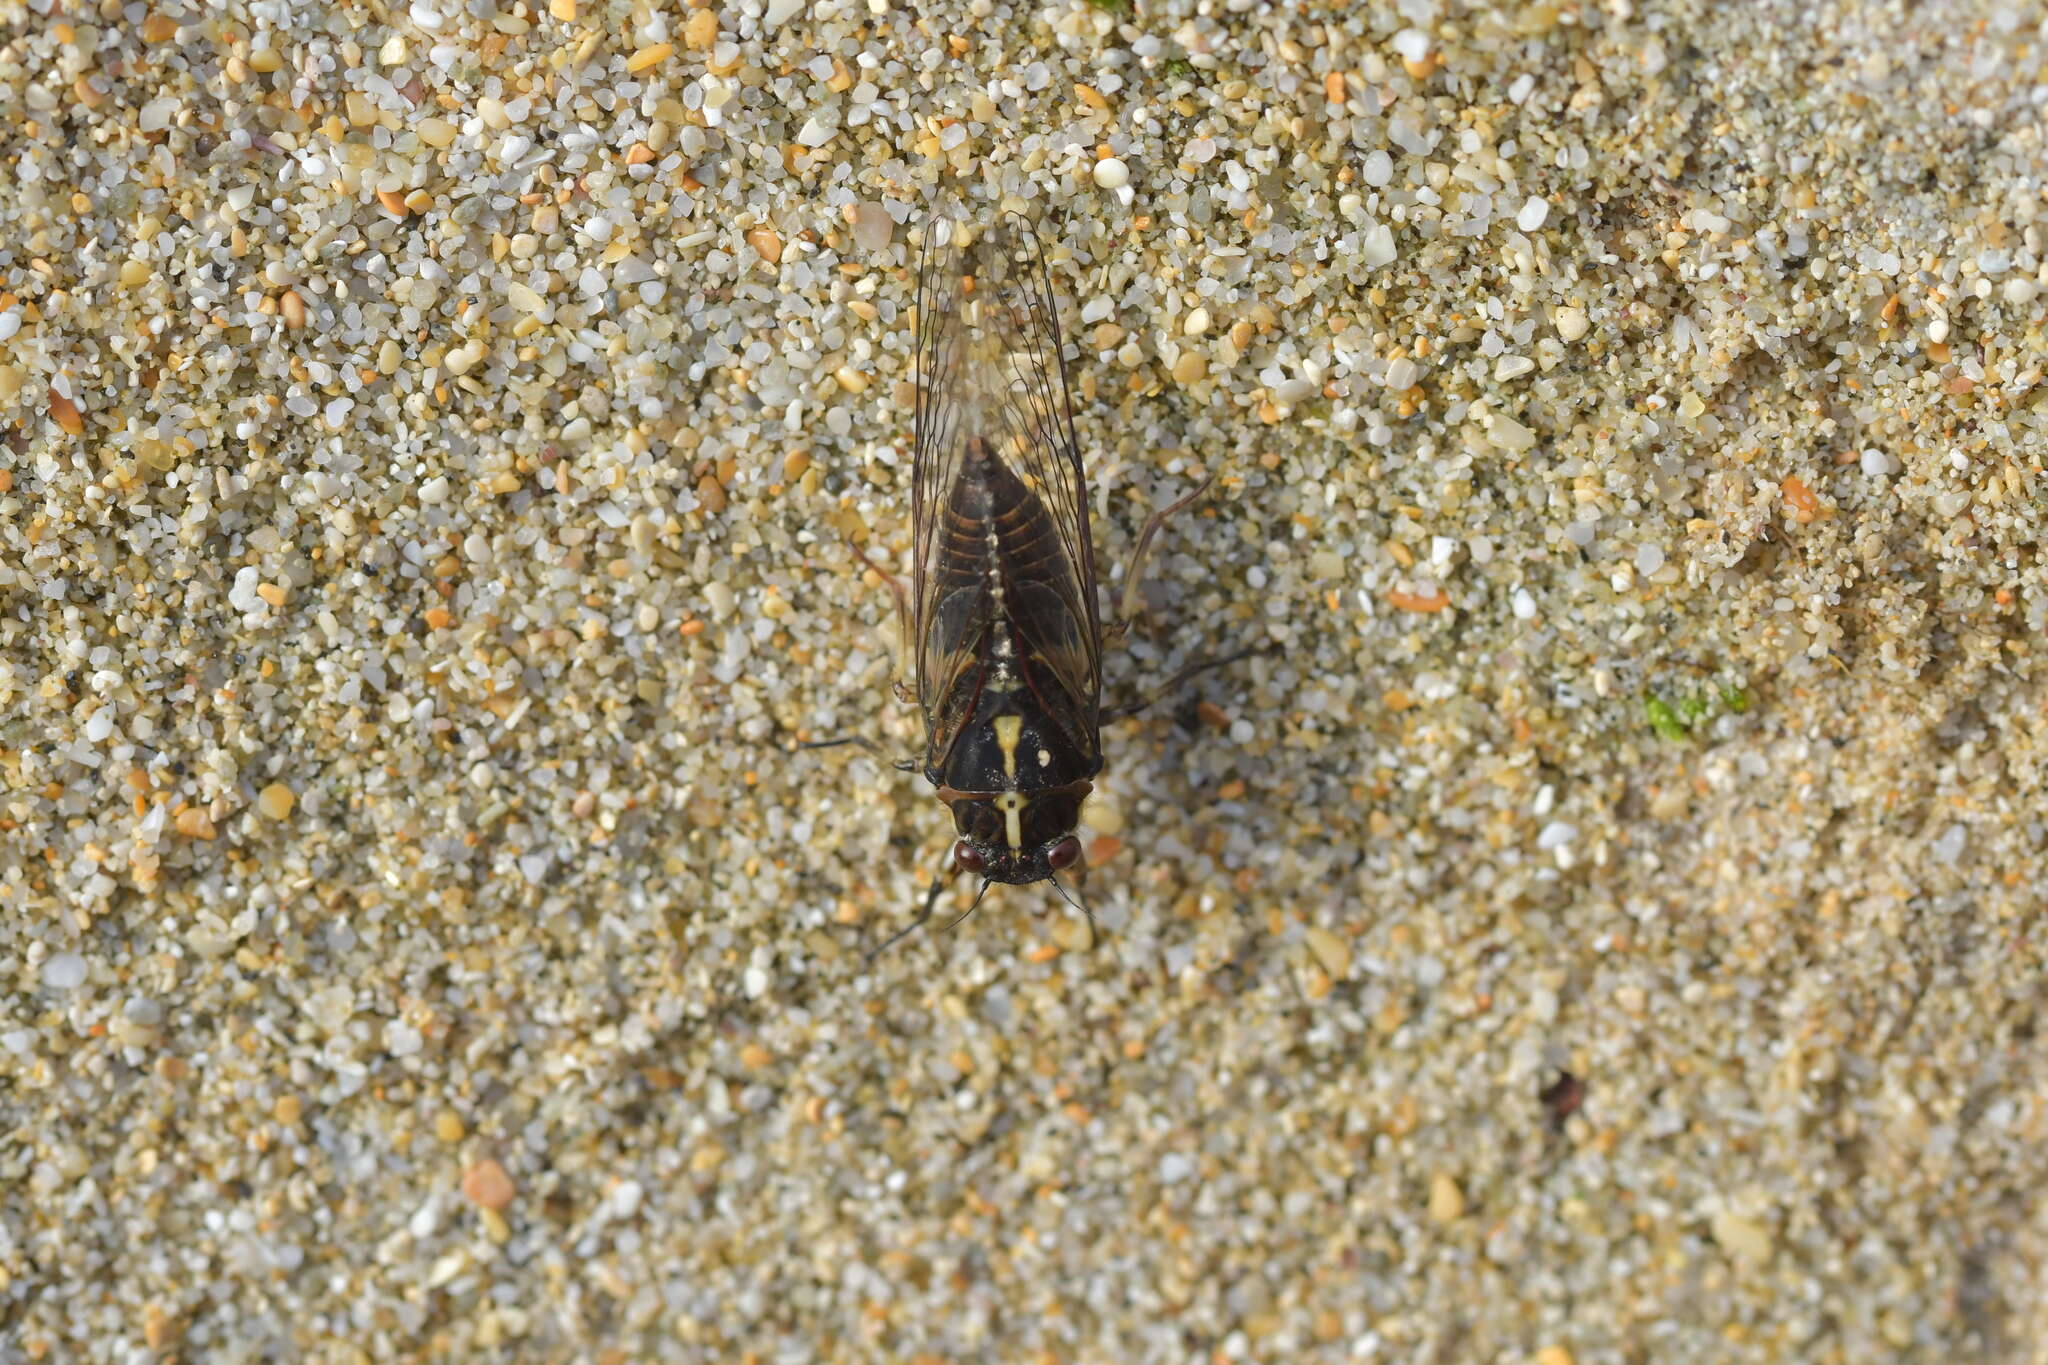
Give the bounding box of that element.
[910,212,1101,752]
[908,215,978,728]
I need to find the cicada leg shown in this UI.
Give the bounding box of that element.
[863,868,948,960]
[847,536,915,702]
[1107,474,1214,643]
[1104,645,1267,722]
[794,736,919,771]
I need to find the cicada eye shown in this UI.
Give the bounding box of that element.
[1046,836,1082,871]
[954,841,987,874]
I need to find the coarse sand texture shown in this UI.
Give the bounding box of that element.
[4,0,2048,1361]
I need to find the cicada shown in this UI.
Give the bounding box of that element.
[837,212,1241,953]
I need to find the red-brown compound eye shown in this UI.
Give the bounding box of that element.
[1046,835,1082,870]
[953,842,987,874]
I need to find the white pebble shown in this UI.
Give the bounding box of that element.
[1515,195,1550,232]
[1536,821,1577,851]
[763,0,803,28]
[2004,278,2039,307]
[42,953,87,991]
[1361,150,1393,187]
[1391,28,1432,63]
[1511,587,1536,620]
[1092,157,1130,191]
[850,203,894,253]
[1360,222,1396,267]
[1860,448,1895,477]
[1383,357,1419,389]
[1554,307,1589,342]
[85,709,115,743]
[1493,355,1535,381]
[1634,544,1666,575]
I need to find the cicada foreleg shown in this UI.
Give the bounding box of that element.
[846,536,917,704]
[794,736,919,771]
[1107,474,1214,643]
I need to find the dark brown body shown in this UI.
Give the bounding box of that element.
[910,217,1100,886]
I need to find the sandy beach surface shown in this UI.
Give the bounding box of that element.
[5,0,2048,1359]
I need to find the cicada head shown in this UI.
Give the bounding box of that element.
[946,788,1086,886]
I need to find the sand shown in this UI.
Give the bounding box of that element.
[4,0,2047,1359]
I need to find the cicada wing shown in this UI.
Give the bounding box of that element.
[908,211,1101,766]
[972,213,1101,725]
[909,215,987,756]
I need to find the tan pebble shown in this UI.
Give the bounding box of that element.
[248,45,283,73]
[1050,914,1093,953]
[747,227,783,265]
[141,12,177,41]
[1303,926,1351,980]
[377,189,408,217]
[462,1158,515,1209]
[1554,307,1589,342]
[684,9,717,49]
[256,582,286,607]
[435,1110,466,1143]
[739,1043,773,1069]
[548,0,575,18]
[627,41,674,71]
[696,473,727,514]
[416,117,456,148]
[1710,1208,1773,1265]
[272,1094,303,1124]
[256,783,295,820]
[50,391,85,435]
[1084,790,1123,835]
[1428,1172,1466,1223]
[690,1142,726,1175]
[834,365,869,393]
[782,449,810,481]
[1535,1350,1574,1365]
[174,807,216,840]
[280,290,306,329]
[143,1304,179,1351]
[118,258,150,288]
[478,1207,511,1243]
[1171,352,1207,385]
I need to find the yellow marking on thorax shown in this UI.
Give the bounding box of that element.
[994,792,1024,850]
[993,714,1023,780]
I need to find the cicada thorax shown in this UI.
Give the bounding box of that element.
[920,434,1099,885]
